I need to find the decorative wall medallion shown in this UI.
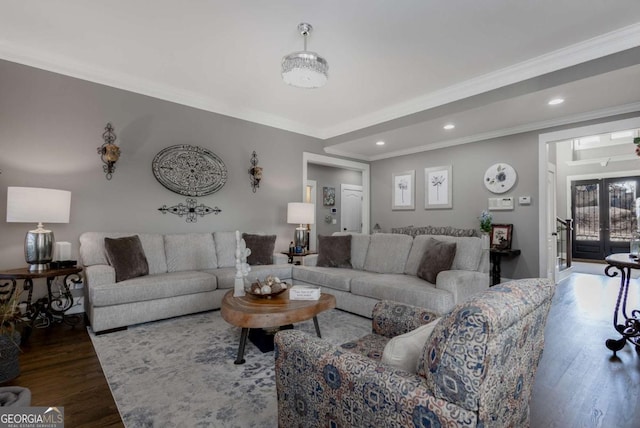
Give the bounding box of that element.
[484,163,517,194]
[158,198,221,223]
[152,145,227,196]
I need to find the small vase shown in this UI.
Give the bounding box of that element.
[481,232,491,250]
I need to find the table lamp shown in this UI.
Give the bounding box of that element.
[287,202,315,252]
[6,187,71,271]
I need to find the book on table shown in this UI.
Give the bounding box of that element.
[289,285,321,300]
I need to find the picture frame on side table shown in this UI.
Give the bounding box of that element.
[424,165,452,209]
[392,170,415,210]
[490,224,513,250]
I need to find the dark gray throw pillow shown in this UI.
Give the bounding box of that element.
[104,235,149,283]
[242,233,276,265]
[416,238,456,284]
[317,235,352,268]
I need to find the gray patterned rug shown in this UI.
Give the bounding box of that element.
[89,308,370,427]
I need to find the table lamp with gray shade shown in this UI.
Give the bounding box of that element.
[6,187,71,272]
[287,202,315,252]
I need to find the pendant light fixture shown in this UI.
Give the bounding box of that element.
[281,23,329,89]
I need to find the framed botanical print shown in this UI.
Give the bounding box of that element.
[424,165,452,209]
[322,187,335,206]
[490,224,513,250]
[392,170,415,210]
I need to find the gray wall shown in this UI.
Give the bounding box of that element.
[308,164,362,237]
[0,60,323,296]
[370,112,640,280]
[371,134,539,280]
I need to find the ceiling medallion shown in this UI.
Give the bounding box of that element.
[484,163,517,194]
[152,145,227,196]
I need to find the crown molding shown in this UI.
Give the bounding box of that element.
[1,22,639,142]
[0,41,324,138]
[352,101,640,161]
[319,22,640,139]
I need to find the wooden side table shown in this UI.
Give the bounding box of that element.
[604,253,640,356]
[489,249,521,286]
[281,251,316,265]
[0,266,83,335]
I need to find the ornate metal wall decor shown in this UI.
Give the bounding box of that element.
[152,144,227,196]
[97,123,121,180]
[248,151,262,193]
[158,198,221,223]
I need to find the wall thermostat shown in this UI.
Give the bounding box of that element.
[519,196,531,205]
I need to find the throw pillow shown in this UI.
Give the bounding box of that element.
[416,238,457,283]
[242,233,276,265]
[382,318,441,373]
[316,235,352,268]
[104,235,149,282]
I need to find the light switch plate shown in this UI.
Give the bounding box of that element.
[488,197,514,210]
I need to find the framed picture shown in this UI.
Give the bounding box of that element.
[424,165,452,209]
[392,170,415,210]
[322,187,335,206]
[490,224,513,250]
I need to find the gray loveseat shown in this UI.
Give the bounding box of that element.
[79,231,291,333]
[292,233,490,316]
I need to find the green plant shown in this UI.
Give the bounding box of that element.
[0,292,23,338]
[479,210,492,233]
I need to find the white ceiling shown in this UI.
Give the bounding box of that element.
[1,1,640,160]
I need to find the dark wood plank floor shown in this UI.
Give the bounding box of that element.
[3,272,638,427]
[4,317,123,428]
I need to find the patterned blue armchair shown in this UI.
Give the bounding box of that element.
[274,278,555,427]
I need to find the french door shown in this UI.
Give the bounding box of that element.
[571,176,639,260]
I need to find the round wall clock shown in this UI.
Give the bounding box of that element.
[152,144,227,196]
[484,163,517,194]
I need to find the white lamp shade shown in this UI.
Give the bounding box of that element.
[287,202,315,225]
[6,187,71,224]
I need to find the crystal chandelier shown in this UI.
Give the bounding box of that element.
[281,23,329,89]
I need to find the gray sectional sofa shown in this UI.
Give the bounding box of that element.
[292,233,489,317]
[79,231,291,333]
[79,231,489,333]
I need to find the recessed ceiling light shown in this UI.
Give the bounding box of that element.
[376,141,385,146]
[443,124,455,130]
[548,98,564,105]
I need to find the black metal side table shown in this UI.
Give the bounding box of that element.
[489,249,521,286]
[281,251,316,265]
[0,266,83,339]
[604,253,640,356]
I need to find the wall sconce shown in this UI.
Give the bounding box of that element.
[248,151,262,192]
[97,122,121,180]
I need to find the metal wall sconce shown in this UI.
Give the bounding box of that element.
[97,122,121,180]
[248,151,262,192]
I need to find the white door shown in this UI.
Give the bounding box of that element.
[546,164,558,282]
[341,184,363,233]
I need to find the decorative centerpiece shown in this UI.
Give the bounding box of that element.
[245,275,288,299]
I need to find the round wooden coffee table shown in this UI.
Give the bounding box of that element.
[221,289,336,364]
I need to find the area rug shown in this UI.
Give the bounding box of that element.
[89,308,370,427]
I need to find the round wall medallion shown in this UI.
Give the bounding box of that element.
[152,145,227,196]
[484,163,517,194]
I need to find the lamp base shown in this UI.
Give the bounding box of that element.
[294,226,308,252]
[25,228,54,271]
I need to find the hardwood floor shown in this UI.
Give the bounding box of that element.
[531,272,640,428]
[4,318,123,428]
[2,272,638,427]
